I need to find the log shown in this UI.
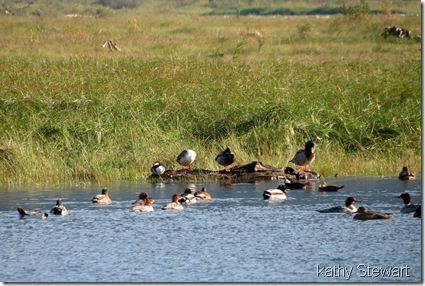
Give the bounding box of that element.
[149,161,321,184]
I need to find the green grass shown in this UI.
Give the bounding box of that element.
[0,3,421,184]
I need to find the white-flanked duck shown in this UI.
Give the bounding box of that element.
[194,187,212,200]
[215,147,236,172]
[50,199,69,216]
[263,184,287,200]
[398,166,415,180]
[396,192,421,213]
[316,196,359,214]
[17,206,48,219]
[131,197,155,213]
[151,161,166,176]
[318,179,344,192]
[289,141,315,171]
[179,188,197,204]
[92,188,112,204]
[162,194,184,210]
[353,207,393,220]
[177,149,197,170]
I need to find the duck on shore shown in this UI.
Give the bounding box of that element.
[176,149,197,170]
[215,147,236,172]
[151,161,166,176]
[289,141,315,172]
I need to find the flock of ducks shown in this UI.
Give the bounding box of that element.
[262,165,420,220]
[16,140,419,221]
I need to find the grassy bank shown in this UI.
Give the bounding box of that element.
[0,7,421,184]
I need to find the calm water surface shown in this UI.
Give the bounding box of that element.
[0,176,421,282]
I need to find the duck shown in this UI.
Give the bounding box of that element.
[151,161,165,176]
[162,194,184,210]
[283,178,307,190]
[92,188,112,204]
[263,184,287,200]
[215,147,236,172]
[398,166,415,180]
[179,188,197,204]
[318,180,344,192]
[131,197,155,213]
[17,206,48,219]
[289,141,315,171]
[413,206,421,218]
[50,199,69,216]
[316,196,359,214]
[194,187,212,200]
[353,207,393,220]
[396,192,421,213]
[176,149,197,170]
[132,192,149,206]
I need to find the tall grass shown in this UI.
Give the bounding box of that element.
[0,8,421,184]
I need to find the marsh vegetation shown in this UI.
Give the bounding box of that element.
[0,0,421,184]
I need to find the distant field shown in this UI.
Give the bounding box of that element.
[0,1,421,184]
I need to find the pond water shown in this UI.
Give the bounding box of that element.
[0,176,421,282]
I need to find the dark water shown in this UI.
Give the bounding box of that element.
[0,176,421,282]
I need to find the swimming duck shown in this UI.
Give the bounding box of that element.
[263,185,287,200]
[289,141,315,171]
[151,161,166,176]
[194,187,212,200]
[131,197,155,213]
[396,192,420,213]
[318,180,344,192]
[413,206,421,218]
[398,166,415,180]
[176,149,197,170]
[283,178,307,190]
[50,199,69,216]
[92,188,112,204]
[316,196,359,214]
[215,147,236,172]
[179,188,197,204]
[17,206,48,219]
[353,206,393,220]
[132,192,149,206]
[162,194,184,210]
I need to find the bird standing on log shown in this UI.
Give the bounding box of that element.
[215,147,236,172]
[289,141,315,172]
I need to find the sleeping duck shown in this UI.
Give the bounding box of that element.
[176,149,197,170]
[151,161,166,176]
[179,188,197,204]
[131,197,155,213]
[215,147,236,172]
[92,188,112,204]
[263,185,287,200]
[50,199,69,216]
[194,187,212,200]
[353,207,393,220]
[162,194,184,210]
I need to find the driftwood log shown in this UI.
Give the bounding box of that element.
[149,161,321,184]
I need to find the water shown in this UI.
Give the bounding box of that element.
[0,176,421,282]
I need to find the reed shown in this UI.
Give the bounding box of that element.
[0,4,420,184]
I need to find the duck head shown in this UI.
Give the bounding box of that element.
[397,193,412,205]
[345,197,359,207]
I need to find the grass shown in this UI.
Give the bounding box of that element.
[0,2,421,184]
